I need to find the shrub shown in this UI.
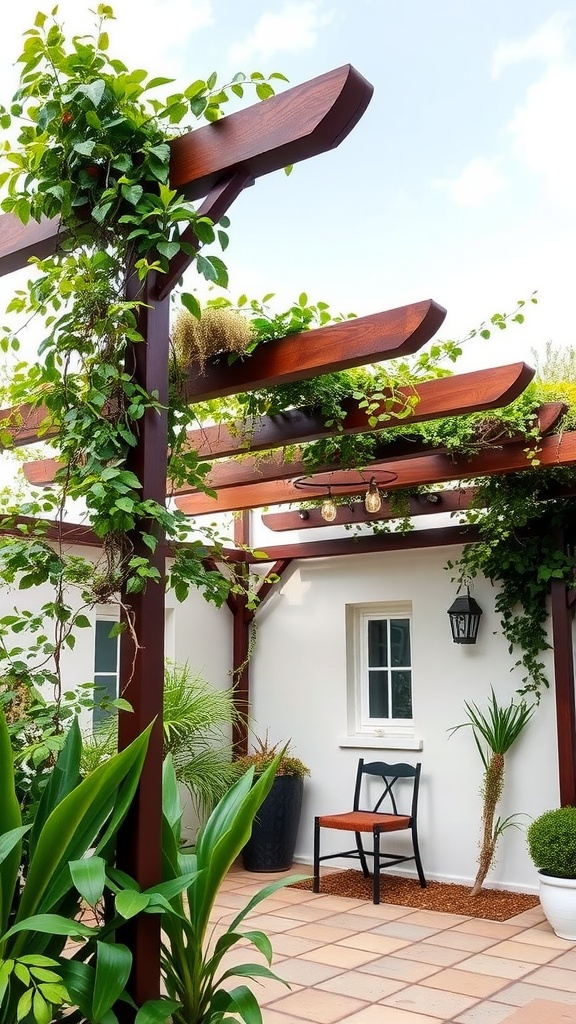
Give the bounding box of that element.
[527,807,576,878]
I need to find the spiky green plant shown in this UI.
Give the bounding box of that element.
[450,688,534,895]
[82,663,239,817]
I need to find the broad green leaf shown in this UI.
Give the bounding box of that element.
[14,726,151,946]
[115,890,150,920]
[69,856,106,907]
[135,999,181,1024]
[4,914,97,941]
[92,941,132,1022]
[29,719,81,858]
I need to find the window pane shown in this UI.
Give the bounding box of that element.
[390,619,410,666]
[391,670,412,718]
[368,670,389,718]
[93,674,117,726]
[368,620,388,667]
[95,619,118,673]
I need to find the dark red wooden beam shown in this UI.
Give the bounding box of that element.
[0,65,372,278]
[551,573,576,805]
[240,524,480,562]
[177,300,447,402]
[183,361,536,458]
[262,488,475,530]
[175,430,576,515]
[169,64,373,201]
[175,399,561,496]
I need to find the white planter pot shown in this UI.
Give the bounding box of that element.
[538,872,576,940]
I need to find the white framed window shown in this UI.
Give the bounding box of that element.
[345,602,417,746]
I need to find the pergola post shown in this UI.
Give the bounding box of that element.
[550,532,576,806]
[116,271,170,1005]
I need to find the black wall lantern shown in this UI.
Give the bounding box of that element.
[447,588,483,645]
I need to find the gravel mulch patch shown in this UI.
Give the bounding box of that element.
[291,869,540,921]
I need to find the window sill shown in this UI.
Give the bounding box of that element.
[338,735,423,751]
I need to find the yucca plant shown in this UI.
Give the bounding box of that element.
[0,705,161,1024]
[450,688,534,895]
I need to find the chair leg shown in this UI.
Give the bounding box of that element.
[412,823,427,888]
[373,829,381,905]
[355,830,370,878]
[313,818,320,893]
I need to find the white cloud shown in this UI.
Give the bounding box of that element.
[228,2,330,64]
[432,157,507,208]
[507,63,576,213]
[492,12,571,78]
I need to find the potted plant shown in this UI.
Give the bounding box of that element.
[234,736,310,871]
[527,806,576,939]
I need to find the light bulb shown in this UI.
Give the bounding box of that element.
[364,480,381,513]
[321,497,337,522]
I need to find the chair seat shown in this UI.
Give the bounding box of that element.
[317,811,411,833]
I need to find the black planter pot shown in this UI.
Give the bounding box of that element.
[242,775,304,872]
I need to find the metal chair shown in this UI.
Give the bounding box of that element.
[313,759,426,904]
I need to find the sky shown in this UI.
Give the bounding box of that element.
[0,0,575,377]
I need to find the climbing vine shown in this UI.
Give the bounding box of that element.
[0,4,286,754]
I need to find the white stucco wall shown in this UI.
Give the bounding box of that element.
[247,538,560,893]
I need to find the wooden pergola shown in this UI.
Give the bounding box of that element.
[1,61,575,1006]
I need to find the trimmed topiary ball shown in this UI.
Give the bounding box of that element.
[527,807,576,878]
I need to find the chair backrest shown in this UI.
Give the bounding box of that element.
[353,759,422,820]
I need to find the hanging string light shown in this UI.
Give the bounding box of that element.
[364,477,382,514]
[294,469,397,523]
[320,489,337,522]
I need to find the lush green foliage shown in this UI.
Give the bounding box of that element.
[107,755,302,1024]
[82,662,240,818]
[527,806,576,878]
[0,707,154,1024]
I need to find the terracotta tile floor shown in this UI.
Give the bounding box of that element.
[213,865,576,1024]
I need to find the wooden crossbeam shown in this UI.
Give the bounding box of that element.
[184,361,535,458]
[3,299,448,454]
[20,368,549,491]
[177,299,447,402]
[0,65,372,278]
[262,488,477,530]
[240,525,480,562]
[175,431,576,515]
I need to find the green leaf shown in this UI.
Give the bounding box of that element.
[92,942,132,1021]
[69,856,106,907]
[135,999,181,1024]
[115,889,150,920]
[0,709,22,935]
[181,292,201,319]
[4,914,97,941]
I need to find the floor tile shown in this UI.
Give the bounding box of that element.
[424,967,508,997]
[380,982,478,1017]
[391,940,470,966]
[271,957,342,986]
[499,999,576,1022]
[493,983,576,1007]
[322,912,395,931]
[483,939,561,964]
[246,912,309,932]
[455,1000,526,1023]
[359,956,441,983]
[270,932,325,956]
[372,921,445,941]
[340,1007,442,1023]
[349,902,417,921]
[337,932,411,955]
[285,923,355,942]
[302,943,382,969]
[423,930,499,953]
[401,910,470,927]
[513,928,574,950]
[274,902,340,922]
[550,950,576,970]
[317,969,407,1001]
[267,987,367,1023]
[522,965,576,993]
[456,953,537,980]
[453,920,524,939]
